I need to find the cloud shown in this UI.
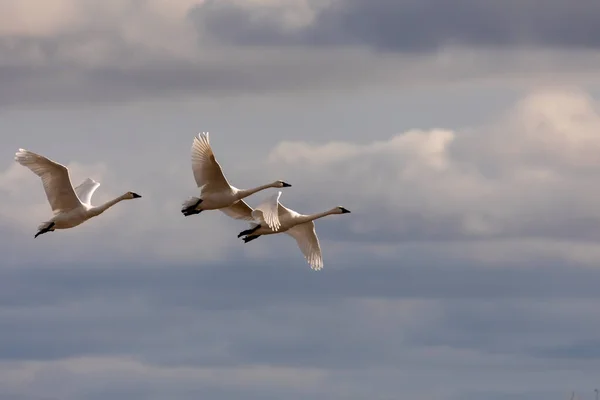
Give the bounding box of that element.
[5,86,600,399]
[0,356,326,400]
[0,148,236,266]
[193,0,600,52]
[2,261,600,400]
[265,88,600,262]
[2,0,600,107]
[7,88,600,269]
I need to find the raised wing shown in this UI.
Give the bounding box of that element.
[251,190,282,231]
[220,199,255,221]
[74,178,101,205]
[15,149,82,214]
[277,202,300,223]
[286,221,323,270]
[190,132,231,193]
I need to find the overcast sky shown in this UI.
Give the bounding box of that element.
[2,1,600,399]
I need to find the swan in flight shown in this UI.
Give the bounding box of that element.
[236,191,351,270]
[15,149,142,238]
[181,132,291,229]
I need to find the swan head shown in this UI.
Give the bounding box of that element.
[275,180,292,188]
[126,191,142,199]
[337,206,351,214]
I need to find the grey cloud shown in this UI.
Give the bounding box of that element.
[0,30,395,108]
[264,90,600,248]
[192,0,600,52]
[2,258,600,365]
[2,2,600,108]
[1,259,600,400]
[532,340,600,360]
[409,299,600,366]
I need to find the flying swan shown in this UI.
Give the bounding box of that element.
[236,191,351,270]
[181,132,291,230]
[15,149,142,238]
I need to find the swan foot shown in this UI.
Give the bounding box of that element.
[34,222,55,238]
[237,225,261,238]
[242,234,261,243]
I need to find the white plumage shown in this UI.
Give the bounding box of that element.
[15,148,142,238]
[236,191,351,271]
[181,132,292,231]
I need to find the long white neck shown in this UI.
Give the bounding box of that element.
[88,193,129,216]
[296,208,339,224]
[235,182,276,200]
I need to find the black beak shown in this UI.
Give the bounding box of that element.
[132,193,142,198]
[340,207,351,214]
[281,182,292,187]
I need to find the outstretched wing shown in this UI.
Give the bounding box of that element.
[220,199,255,221]
[15,148,81,214]
[190,132,231,193]
[251,190,282,231]
[74,178,101,205]
[286,221,323,270]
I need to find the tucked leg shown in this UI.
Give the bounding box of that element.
[242,235,261,243]
[34,222,55,238]
[237,224,261,238]
[181,198,203,216]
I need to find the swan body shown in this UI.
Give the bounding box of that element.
[15,149,142,238]
[236,191,351,270]
[181,132,291,228]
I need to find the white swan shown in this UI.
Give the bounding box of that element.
[236,191,351,270]
[15,149,142,238]
[181,132,291,230]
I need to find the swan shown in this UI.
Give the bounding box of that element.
[14,149,142,238]
[236,191,351,270]
[181,132,291,230]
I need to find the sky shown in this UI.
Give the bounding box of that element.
[3,0,600,399]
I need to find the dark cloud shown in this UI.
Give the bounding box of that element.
[0,31,390,108]
[1,258,600,399]
[0,62,320,108]
[192,0,600,52]
[409,299,600,361]
[2,1,600,108]
[2,258,600,365]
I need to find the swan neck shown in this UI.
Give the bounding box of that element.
[297,209,336,224]
[235,183,274,200]
[90,194,128,215]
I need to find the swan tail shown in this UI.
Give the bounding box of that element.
[181,197,203,216]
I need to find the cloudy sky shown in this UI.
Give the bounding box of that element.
[3,0,600,399]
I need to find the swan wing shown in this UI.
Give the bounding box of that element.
[277,202,300,221]
[74,178,101,205]
[285,221,323,271]
[220,199,255,221]
[190,132,231,193]
[15,149,82,214]
[251,190,282,231]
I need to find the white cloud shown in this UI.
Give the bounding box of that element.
[0,356,327,399]
[7,88,600,269]
[266,88,600,264]
[0,153,237,266]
